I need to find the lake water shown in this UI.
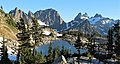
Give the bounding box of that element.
[36,40,88,55]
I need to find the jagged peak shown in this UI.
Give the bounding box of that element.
[28,10,32,13]
[28,10,33,15]
[83,12,88,17]
[14,7,22,12]
[77,12,82,17]
[28,10,34,18]
[94,13,102,18]
[15,7,18,11]
[9,7,24,14]
[74,12,81,20]
[74,12,89,21]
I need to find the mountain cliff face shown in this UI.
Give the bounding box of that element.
[34,9,66,31]
[9,8,66,31]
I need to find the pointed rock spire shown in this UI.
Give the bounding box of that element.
[28,10,34,18]
[15,7,18,11]
[94,13,102,18]
[74,12,82,21]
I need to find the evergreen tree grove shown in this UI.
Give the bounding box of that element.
[114,21,120,57]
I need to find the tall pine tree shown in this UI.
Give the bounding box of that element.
[107,28,114,54]
[30,17,43,63]
[16,18,34,64]
[47,43,53,63]
[53,47,60,61]
[35,52,46,64]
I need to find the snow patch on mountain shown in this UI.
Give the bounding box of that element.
[42,30,51,35]
[88,17,102,24]
[100,19,114,25]
[65,20,84,30]
[66,23,70,29]
[38,20,49,26]
[81,16,88,20]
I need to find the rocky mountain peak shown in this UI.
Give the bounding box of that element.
[83,13,88,17]
[9,8,66,31]
[94,13,102,18]
[15,7,18,11]
[34,8,66,31]
[9,7,23,19]
[78,12,82,16]
[74,12,82,21]
[9,7,29,26]
[28,10,34,18]
[74,12,89,21]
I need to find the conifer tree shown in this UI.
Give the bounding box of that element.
[30,17,43,63]
[0,36,11,64]
[47,43,53,63]
[35,52,46,64]
[1,6,3,10]
[74,31,82,64]
[61,46,66,55]
[107,28,113,53]
[16,18,33,64]
[31,18,41,55]
[53,47,60,61]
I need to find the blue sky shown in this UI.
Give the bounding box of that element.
[0,0,120,22]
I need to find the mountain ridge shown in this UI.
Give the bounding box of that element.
[9,7,66,31]
[8,7,118,35]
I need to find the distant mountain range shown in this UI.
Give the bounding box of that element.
[9,7,118,35]
[66,13,117,35]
